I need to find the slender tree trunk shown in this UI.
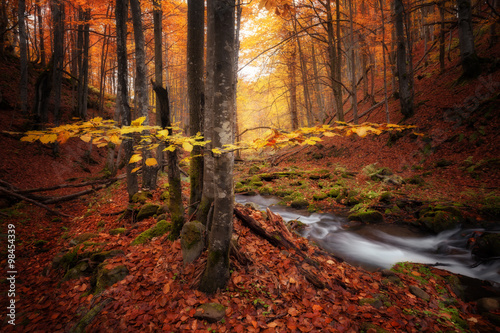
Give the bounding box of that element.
[36,0,45,66]
[325,0,343,122]
[153,0,164,174]
[199,0,235,294]
[197,0,215,226]
[98,5,111,112]
[439,1,445,72]
[288,44,299,130]
[348,0,358,124]
[77,9,90,120]
[187,0,205,215]
[116,0,138,199]
[51,0,65,124]
[335,0,343,121]
[234,0,242,159]
[457,0,481,78]
[379,0,390,122]
[311,42,325,122]
[395,0,414,118]
[18,0,28,115]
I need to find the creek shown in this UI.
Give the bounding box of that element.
[235,194,500,285]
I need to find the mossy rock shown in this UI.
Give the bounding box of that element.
[251,181,264,187]
[131,191,153,204]
[258,173,279,181]
[131,220,171,245]
[472,233,500,259]
[93,263,129,294]
[63,261,91,281]
[258,186,273,195]
[327,187,342,198]
[235,182,244,189]
[480,196,500,218]
[156,205,168,215]
[109,228,126,235]
[379,192,393,203]
[313,192,328,201]
[290,199,309,209]
[417,206,464,233]
[348,210,384,224]
[250,175,261,183]
[248,165,261,174]
[406,175,425,185]
[136,203,160,221]
[69,233,98,246]
[156,213,167,221]
[159,190,169,201]
[308,169,331,180]
[274,189,294,197]
[180,221,205,264]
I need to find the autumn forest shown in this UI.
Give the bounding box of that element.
[0,0,499,331]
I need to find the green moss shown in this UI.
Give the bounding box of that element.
[251,181,264,187]
[348,210,384,224]
[93,264,129,295]
[69,233,97,246]
[109,228,126,235]
[417,205,464,233]
[136,204,160,221]
[327,187,342,198]
[132,220,171,245]
[258,186,273,195]
[313,192,328,201]
[131,191,152,204]
[160,190,169,201]
[290,199,309,209]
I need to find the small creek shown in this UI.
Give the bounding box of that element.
[236,194,500,284]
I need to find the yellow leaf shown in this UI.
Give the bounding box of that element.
[129,154,142,164]
[40,134,58,144]
[355,127,368,138]
[211,148,222,155]
[109,134,121,145]
[81,133,92,143]
[131,166,141,173]
[145,158,158,166]
[57,131,71,144]
[182,141,193,152]
[164,145,176,152]
[323,131,337,137]
[131,116,146,127]
[20,134,39,142]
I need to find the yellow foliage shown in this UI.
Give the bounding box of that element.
[145,158,158,166]
[129,154,142,164]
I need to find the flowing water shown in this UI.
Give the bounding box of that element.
[236,194,500,284]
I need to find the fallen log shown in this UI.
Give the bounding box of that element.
[0,186,71,218]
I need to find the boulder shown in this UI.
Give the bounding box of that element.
[94,264,129,294]
[180,221,205,265]
[348,210,384,224]
[417,205,464,233]
[194,303,226,322]
[136,203,160,221]
[472,233,500,259]
[131,220,171,245]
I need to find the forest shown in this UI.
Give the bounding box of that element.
[0,0,499,331]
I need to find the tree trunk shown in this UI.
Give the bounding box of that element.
[197,0,215,226]
[153,0,165,173]
[457,0,481,78]
[50,0,64,124]
[152,82,185,239]
[187,0,205,215]
[325,0,343,122]
[288,44,299,130]
[199,0,235,294]
[379,0,390,122]
[439,1,445,72]
[395,0,414,118]
[18,0,28,115]
[311,42,325,122]
[334,0,343,122]
[36,0,45,66]
[77,8,90,120]
[130,0,156,190]
[348,0,358,124]
[116,0,138,199]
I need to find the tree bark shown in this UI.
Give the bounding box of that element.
[50,0,64,124]
[187,0,205,215]
[199,0,235,294]
[395,0,414,118]
[457,0,481,78]
[77,8,90,120]
[288,43,299,130]
[116,0,138,199]
[348,0,358,124]
[18,0,28,115]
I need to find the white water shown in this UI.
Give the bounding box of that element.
[236,194,500,284]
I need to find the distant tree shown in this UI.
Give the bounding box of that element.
[50,0,64,124]
[199,0,236,294]
[18,0,27,115]
[76,8,90,120]
[457,0,481,78]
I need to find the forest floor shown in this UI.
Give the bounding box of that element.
[1,32,500,332]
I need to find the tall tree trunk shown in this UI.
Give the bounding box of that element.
[379,0,390,122]
[18,0,28,115]
[325,0,343,122]
[395,0,414,118]
[98,5,111,112]
[152,82,185,239]
[197,0,215,226]
[439,1,445,72]
[153,0,165,174]
[130,0,156,190]
[77,8,90,120]
[288,45,299,130]
[36,0,46,66]
[116,0,138,199]
[199,0,235,294]
[348,0,358,124]
[457,0,481,78]
[311,42,325,122]
[233,0,242,159]
[51,0,64,124]
[187,0,205,216]
[334,0,343,121]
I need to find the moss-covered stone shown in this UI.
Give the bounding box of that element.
[417,205,464,233]
[291,199,309,209]
[248,165,261,174]
[109,228,126,235]
[327,187,342,198]
[131,191,152,204]
[93,264,129,294]
[251,181,264,187]
[159,190,169,201]
[313,192,328,201]
[480,196,500,218]
[136,203,160,221]
[379,192,393,203]
[180,221,205,264]
[69,233,97,246]
[258,186,273,195]
[348,210,384,224]
[63,261,91,281]
[131,220,171,245]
